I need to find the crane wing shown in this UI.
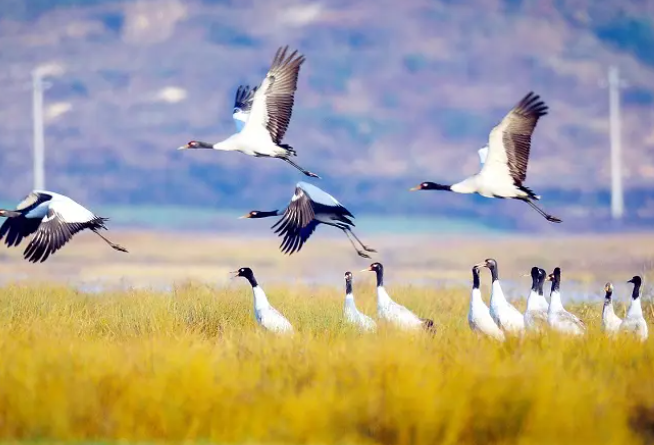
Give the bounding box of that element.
[232,85,257,132]
[278,220,319,256]
[0,191,52,248]
[23,203,105,263]
[272,185,316,233]
[482,92,548,185]
[241,46,305,144]
[16,191,52,212]
[478,145,489,166]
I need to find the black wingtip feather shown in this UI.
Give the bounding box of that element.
[516,91,548,117]
[22,215,110,263]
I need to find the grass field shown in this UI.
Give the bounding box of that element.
[0,278,653,445]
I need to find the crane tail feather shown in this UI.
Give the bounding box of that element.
[278,143,296,157]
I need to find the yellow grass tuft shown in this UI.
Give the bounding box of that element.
[0,281,653,444]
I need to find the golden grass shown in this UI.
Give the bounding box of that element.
[0,280,654,445]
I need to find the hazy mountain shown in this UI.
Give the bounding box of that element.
[0,0,653,231]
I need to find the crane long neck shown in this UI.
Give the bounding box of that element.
[345,279,353,296]
[470,288,484,310]
[257,210,282,218]
[375,269,384,287]
[530,273,539,292]
[244,274,258,288]
[488,264,499,282]
[627,282,643,318]
[631,282,642,301]
[490,280,507,304]
[549,277,563,311]
[252,286,271,311]
[472,269,480,289]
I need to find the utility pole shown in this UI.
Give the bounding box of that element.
[607,65,626,220]
[32,69,45,190]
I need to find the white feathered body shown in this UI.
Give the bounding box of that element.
[252,286,293,334]
[524,289,549,332]
[468,287,505,341]
[213,131,288,157]
[602,301,622,335]
[548,290,585,336]
[25,190,96,223]
[376,286,423,330]
[449,126,534,199]
[297,182,350,224]
[214,72,293,158]
[489,281,525,333]
[620,297,648,341]
[344,294,376,332]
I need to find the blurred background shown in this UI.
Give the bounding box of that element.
[0,0,652,292]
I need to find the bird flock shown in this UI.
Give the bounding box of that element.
[0,45,562,262]
[467,260,648,342]
[230,259,648,342]
[233,263,436,335]
[0,46,646,341]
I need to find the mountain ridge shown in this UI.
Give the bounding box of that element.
[0,0,653,231]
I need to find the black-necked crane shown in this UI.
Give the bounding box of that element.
[239,181,376,258]
[0,190,127,263]
[178,46,320,179]
[410,92,561,223]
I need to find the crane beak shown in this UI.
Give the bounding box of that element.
[360,267,372,272]
[177,144,190,151]
[238,213,252,219]
[522,273,531,277]
[409,185,422,192]
[474,262,486,268]
[546,274,554,281]
[229,270,239,279]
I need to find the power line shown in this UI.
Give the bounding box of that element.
[29,63,64,191]
[600,65,627,221]
[608,66,624,220]
[32,69,46,190]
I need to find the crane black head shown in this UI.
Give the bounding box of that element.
[239,210,280,219]
[231,267,258,287]
[546,267,561,280]
[472,265,481,289]
[362,262,384,286]
[177,140,213,150]
[344,271,353,294]
[604,282,614,302]
[475,258,499,281]
[524,266,540,292]
[627,276,642,286]
[546,267,561,291]
[363,262,383,273]
[409,182,452,192]
[627,275,642,300]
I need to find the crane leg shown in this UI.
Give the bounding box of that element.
[341,229,371,259]
[345,228,376,252]
[522,199,562,223]
[280,158,321,179]
[92,229,129,252]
